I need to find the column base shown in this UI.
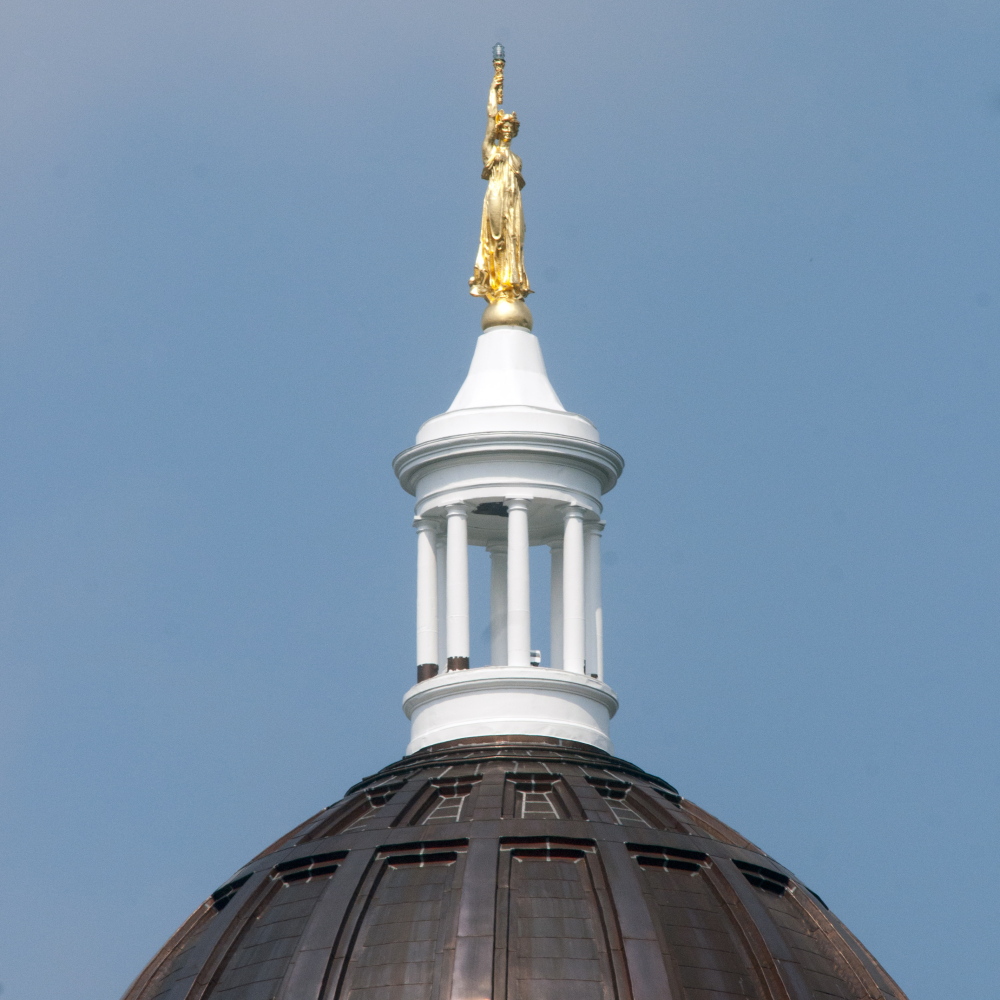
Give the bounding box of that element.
[417,663,439,682]
[446,656,470,671]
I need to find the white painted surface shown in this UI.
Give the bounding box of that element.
[445,504,469,660]
[415,326,599,443]
[488,543,507,666]
[506,498,531,667]
[562,508,586,673]
[418,405,600,442]
[448,326,564,412]
[435,532,447,669]
[404,446,613,520]
[415,519,438,668]
[585,522,604,680]
[549,541,563,671]
[403,666,618,754]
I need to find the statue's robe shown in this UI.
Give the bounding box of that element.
[470,143,530,302]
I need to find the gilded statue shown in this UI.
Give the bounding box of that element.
[469,45,531,306]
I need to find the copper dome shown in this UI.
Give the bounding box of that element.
[123,736,907,1000]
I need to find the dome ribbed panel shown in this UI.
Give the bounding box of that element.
[122,737,908,1000]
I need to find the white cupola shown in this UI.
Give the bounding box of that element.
[393,319,624,754]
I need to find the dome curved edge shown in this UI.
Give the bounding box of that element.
[121,737,910,1000]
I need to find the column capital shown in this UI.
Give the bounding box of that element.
[444,502,470,516]
[584,519,606,534]
[413,516,440,533]
[563,504,586,521]
[503,496,530,511]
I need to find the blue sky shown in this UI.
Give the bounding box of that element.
[0,2,997,998]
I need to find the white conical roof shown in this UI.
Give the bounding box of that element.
[448,325,565,410]
[416,325,600,443]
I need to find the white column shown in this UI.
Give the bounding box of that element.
[445,503,470,669]
[415,519,439,678]
[549,541,563,670]
[435,531,447,670]
[506,498,531,667]
[585,521,605,680]
[562,507,586,674]
[488,542,508,665]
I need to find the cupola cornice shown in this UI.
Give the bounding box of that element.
[393,431,625,497]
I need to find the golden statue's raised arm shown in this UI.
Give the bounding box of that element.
[470,45,532,319]
[481,67,502,165]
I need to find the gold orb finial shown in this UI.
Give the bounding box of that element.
[481,298,533,330]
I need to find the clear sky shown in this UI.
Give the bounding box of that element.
[0,2,997,998]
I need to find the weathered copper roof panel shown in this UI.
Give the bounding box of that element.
[123,737,908,1000]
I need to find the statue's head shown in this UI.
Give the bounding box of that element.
[496,112,519,143]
